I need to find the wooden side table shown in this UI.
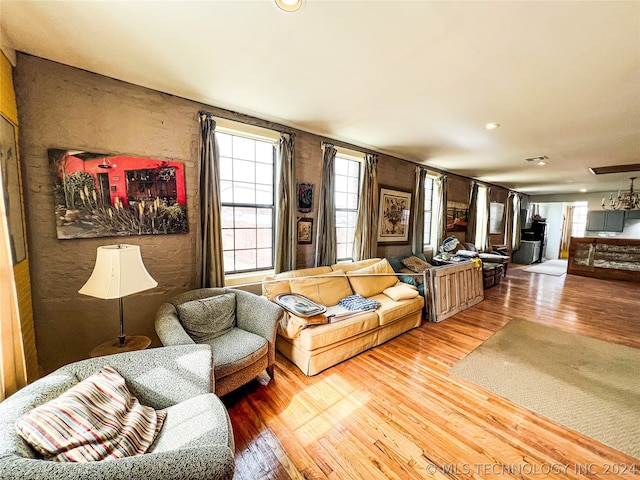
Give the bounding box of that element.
[90,335,151,358]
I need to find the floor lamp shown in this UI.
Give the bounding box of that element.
[79,244,157,357]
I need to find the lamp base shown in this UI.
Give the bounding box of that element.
[89,335,151,358]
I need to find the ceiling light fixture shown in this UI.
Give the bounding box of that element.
[602,177,640,210]
[525,155,549,166]
[275,0,302,12]
[483,123,500,130]
[579,188,587,193]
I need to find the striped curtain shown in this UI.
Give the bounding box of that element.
[432,174,448,251]
[353,153,379,261]
[411,166,427,254]
[275,133,296,273]
[315,143,337,266]
[196,112,225,288]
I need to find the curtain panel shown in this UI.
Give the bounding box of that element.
[315,143,337,266]
[353,153,379,261]
[432,174,448,251]
[512,194,522,251]
[505,192,515,252]
[196,113,225,288]
[411,166,427,254]
[0,170,27,400]
[275,133,296,273]
[560,204,574,258]
[465,181,479,246]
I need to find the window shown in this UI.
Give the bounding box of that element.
[217,131,275,274]
[335,155,361,261]
[474,185,489,248]
[423,177,434,247]
[571,202,589,237]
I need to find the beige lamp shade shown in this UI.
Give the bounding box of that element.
[79,244,157,299]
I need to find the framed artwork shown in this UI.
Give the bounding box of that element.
[48,148,188,239]
[0,115,26,264]
[446,201,469,232]
[297,217,313,244]
[297,182,313,213]
[377,186,412,244]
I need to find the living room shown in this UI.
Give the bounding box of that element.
[1,2,639,479]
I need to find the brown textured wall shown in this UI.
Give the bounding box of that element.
[15,54,517,373]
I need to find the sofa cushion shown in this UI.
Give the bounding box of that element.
[149,393,232,453]
[346,259,399,297]
[369,293,425,326]
[205,327,268,379]
[15,366,165,462]
[399,267,423,285]
[294,311,379,351]
[262,266,333,301]
[288,269,353,307]
[176,293,236,342]
[383,283,419,301]
[331,258,381,273]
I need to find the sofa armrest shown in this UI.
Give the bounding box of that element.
[0,445,235,480]
[60,345,212,409]
[155,303,197,347]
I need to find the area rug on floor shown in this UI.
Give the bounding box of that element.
[523,259,567,276]
[450,319,640,459]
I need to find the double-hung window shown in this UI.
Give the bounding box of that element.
[217,129,276,274]
[334,154,361,261]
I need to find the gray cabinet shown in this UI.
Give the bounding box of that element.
[586,210,625,232]
[625,210,640,220]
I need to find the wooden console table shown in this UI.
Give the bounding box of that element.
[567,237,640,282]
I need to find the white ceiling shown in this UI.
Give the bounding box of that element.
[2,0,639,195]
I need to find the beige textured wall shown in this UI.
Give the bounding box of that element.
[15,54,517,373]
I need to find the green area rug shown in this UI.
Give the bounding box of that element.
[450,319,640,459]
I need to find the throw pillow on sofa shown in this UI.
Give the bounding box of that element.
[383,283,420,301]
[15,365,165,462]
[289,269,353,306]
[401,256,432,274]
[176,293,236,342]
[346,258,398,298]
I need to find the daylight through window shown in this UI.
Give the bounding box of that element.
[218,131,275,274]
[335,155,361,261]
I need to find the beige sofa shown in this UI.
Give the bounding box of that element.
[262,258,424,376]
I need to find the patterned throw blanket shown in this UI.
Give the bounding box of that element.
[338,294,381,312]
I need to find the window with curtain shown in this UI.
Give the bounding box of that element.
[423,176,435,248]
[335,155,361,261]
[217,131,276,273]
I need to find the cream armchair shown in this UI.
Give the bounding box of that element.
[155,288,284,396]
[0,345,235,480]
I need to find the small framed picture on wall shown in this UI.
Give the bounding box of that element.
[297,217,313,244]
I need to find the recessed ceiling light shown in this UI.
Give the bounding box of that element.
[536,160,547,166]
[579,188,587,193]
[275,0,302,12]
[483,123,501,130]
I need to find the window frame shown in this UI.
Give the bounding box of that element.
[216,123,278,275]
[423,175,435,249]
[334,150,363,262]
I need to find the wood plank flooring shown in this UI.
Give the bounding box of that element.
[223,265,640,479]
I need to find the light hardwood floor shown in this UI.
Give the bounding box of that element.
[224,265,640,479]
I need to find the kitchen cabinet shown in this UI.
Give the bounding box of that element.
[586,210,625,232]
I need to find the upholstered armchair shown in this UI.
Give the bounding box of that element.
[155,288,284,397]
[0,345,235,480]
